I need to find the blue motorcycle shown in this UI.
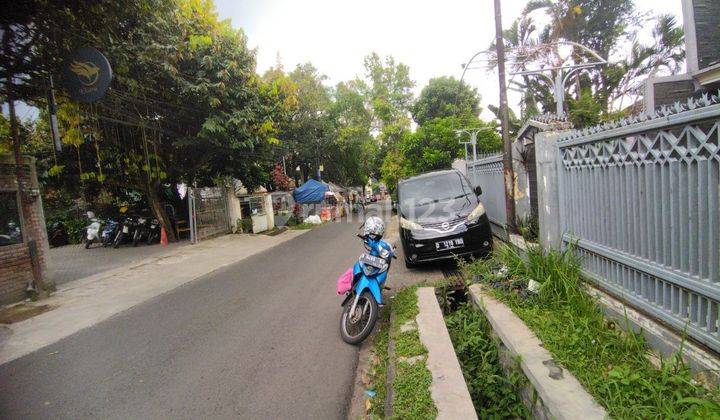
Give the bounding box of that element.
[339,229,396,344]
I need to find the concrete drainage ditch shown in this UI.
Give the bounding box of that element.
[432,283,606,420]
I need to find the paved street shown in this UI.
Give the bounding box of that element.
[0,220,365,419]
[47,240,188,286]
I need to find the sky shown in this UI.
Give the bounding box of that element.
[214,0,684,117]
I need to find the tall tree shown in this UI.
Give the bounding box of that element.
[358,53,414,143]
[3,0,285,241]
[283,63,333,181]
[411,76,481,126]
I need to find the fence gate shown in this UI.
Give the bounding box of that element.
[188,187,230,243]
[555,97,720,352]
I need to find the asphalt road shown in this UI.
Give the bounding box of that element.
[47,240,188,286]
[0,219,365,419]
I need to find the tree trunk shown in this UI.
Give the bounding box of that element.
[147,182,178,243]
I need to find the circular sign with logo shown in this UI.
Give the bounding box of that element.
[62,46,112,103]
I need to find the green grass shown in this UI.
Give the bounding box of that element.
[464,244,720,419]
[392,359,435,420]
[369,309,390,419]
[445,303,530,419]
[395,330,425,358]
[390,287,436,419]
[367,286,436,419]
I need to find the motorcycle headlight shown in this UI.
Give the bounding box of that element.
[400,217,423,231]
[466,203,486,225]
[363,264,378,276]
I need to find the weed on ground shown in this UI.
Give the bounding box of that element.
[464,244,720,419]
[368,308,389,419]
[445,302,530,419]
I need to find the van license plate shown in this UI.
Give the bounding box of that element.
[435,238,464,251]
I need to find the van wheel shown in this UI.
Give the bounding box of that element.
[405,258,416,269]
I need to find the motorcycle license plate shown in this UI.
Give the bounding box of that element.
[360,253,386,269]
[122,226,129,233]
[435,238,464,251]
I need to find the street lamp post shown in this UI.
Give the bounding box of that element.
[459,42,607,117]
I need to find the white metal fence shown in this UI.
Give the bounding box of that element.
[467,153,508,239]
[556,96,720,352]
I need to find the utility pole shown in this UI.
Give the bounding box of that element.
[493,0,518,234]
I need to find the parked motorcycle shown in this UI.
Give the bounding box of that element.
[132,217,160,246]
[48,221,69,247]
[338,216,396,344]
[101,218,120,247]
[0,222,22,246]
[146,218,160,245]
[84,212,102,249]
[113,215,138,248]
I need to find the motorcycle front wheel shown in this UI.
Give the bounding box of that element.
[113,232,124,248]
[340,291,378,345]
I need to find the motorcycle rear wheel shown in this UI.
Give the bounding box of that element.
[340,291,378,345]
[84,238,92,249]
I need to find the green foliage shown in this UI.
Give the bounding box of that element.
[240,218,253,233]
[445,303,530,419]
[395,330,425,358]
[465,246,720,418]
[380,115,501,193]
[499,0,685,117]
[411,76,481,126]
[368,308,390,418]
[568,89,602,128]
[360,53,414,131]
[392,360,435,420]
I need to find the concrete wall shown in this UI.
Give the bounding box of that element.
[534,131,574,250]
[226,187,243,233]
[692,0,720,70]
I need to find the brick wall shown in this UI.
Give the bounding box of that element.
[1,155,48,304]
[0,244,32,305]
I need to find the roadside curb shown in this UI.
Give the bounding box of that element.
[415,287,477,419]
[468,284,607,420]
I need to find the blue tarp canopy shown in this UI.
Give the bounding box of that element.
[292,179,329,204]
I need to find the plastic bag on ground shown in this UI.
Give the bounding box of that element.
[304,215,322,224]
